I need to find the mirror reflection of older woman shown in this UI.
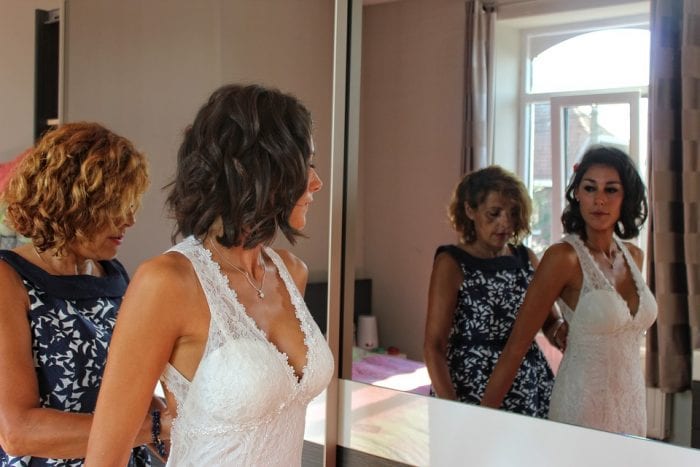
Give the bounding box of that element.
[0,123,162,465]
[424,165,559,417]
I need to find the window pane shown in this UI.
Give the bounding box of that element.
[530,29,649,94]
[562,103,631,179]
[530,102,551,255]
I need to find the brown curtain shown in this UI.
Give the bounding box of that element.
[462,0,496,174]
[646,0,700,393]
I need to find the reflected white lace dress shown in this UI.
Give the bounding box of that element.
[160,236,334,466]
[549,234,657,437]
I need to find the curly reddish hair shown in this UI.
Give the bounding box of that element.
[2,122,149,254]
[448,165,532,245]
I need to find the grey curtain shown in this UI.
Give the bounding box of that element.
[646,0,700,393]
[463,0,496,174]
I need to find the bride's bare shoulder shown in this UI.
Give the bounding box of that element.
[541,241,579,267]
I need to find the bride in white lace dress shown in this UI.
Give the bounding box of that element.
[481,146,656,437]
[85,84,334,466]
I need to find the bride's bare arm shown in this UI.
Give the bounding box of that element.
[85,254,196,466]
[527,248,567,350]
[481,243,577,408]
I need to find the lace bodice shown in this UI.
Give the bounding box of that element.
[549,234,657,436]
[160,236,334,466]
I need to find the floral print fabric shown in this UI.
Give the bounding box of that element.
[0,250,150,467]
[436,244,554,417]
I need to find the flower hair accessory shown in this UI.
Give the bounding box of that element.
[573,162,580,172]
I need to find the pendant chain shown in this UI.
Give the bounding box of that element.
[209,239,266,299]
[34,246,94,275]
[585,240,617,270]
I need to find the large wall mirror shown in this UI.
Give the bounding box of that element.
[1,0,335,464]
[341,0,699,459]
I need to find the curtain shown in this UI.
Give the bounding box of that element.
[646,0,700,393]
[462,0,496,174]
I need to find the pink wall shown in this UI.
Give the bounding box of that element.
[358,0,465,360]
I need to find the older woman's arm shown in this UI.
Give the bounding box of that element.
[0,261,154,459]
[423,252,462,400]
[481,243,575,408]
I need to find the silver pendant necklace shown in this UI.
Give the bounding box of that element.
[209,239,266,299]
[585,240,617,270]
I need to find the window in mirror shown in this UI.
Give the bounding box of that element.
[529,28,650,94]
[523,22,650,255]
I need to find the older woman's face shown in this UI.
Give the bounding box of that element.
[466,191,519,252]
[71,209,136,262]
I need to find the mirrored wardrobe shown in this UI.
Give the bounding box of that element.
[2,0,700,466]
[332,0,700,465]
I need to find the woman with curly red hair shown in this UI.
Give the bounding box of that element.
[424,165,558,417]
[0,122,164,466]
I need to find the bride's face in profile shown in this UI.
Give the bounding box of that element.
[289,138,323,231]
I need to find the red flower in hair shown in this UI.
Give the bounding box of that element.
[573,163,580,173]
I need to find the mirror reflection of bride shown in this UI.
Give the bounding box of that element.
[482,146,656,438]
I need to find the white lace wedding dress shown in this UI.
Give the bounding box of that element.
[160,236,334,466]
[549,234,657,437]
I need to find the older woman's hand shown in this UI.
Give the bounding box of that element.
[544,318,568,352]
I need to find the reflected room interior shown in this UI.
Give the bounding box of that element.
[339,0,700,461]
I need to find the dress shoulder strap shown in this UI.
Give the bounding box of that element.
[263,248,314,336]
[561,234,611,292]
[435,244,465,261]
[614,239,648,293]
[264,248,306,308]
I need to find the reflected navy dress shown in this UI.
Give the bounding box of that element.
[435,244,554,417]
[0,251,151,467]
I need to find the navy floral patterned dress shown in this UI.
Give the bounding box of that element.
[436,244,554,417]
[0,251,151,467]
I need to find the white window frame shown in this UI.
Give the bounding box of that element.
[550,91,641,242]
[518,15,650,246]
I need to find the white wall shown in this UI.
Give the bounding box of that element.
[63,0,334,277]
[0,0,63,163]
[217,1,334,283]
[492,22,521,173]
[359,0,465,360]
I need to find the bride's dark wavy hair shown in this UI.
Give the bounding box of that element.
[561,145,647,240]
[166,84,312,248]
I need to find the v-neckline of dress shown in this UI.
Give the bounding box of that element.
[576,235,643,320]
[205,243,310,386]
